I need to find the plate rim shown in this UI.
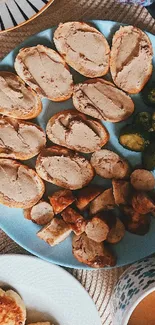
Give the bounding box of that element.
[0,0,55,34]
[0,254,102,325]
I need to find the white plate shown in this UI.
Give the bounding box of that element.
[0,0,54,32]
[0,254,101,325]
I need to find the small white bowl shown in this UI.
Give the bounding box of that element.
[111,256,155,325]
[0,0,54,33]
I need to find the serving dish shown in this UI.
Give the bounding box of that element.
[0,0,54,33]
[0,20,155,269]
[0,254,101,325]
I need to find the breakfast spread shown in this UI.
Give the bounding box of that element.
[0,21,155,268]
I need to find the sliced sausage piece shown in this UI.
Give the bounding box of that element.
[132,192,155,214]
[91,149,130,179]
[89,188,115,215]
[85,211,116,242]
[130,169,155,191]
[61,207,86,235]
[121,206,150,235]
[106,218,125,244]
[37,218,72,246]
[112,180,131,205]
[75,185,102,211]
[49,189,75,214]
[72,233,116,268]
[24,200,54,225]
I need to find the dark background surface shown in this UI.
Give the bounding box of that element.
[147,3,155,18]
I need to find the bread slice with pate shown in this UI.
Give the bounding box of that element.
[46,109,109,153]
[0,159,45,208]
[110,26,153,93]
[54,21,110,78]
[36,145,95,190]
[15,45,73,101]
[0,71,41,119]
[0,116,46,160]
[73,78,134,122]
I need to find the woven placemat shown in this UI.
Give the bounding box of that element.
[0,1,155,324]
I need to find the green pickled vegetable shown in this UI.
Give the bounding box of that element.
[142,144,155,171]
[135,112,152,131]
[142,83,155,107]
[119,125,150,152]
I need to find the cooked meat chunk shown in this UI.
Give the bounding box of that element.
[91,149,130,179]
[121,206,150,235]
[112,180,131,205]
[132,192,155,214]
[37,218,72,246]
[49,189,75,214]
[85,211,116,242]
[106,218,125,244]
[72,233,116,268]
[89,188,115,215]
[61,207,86,235]
[130,169,155,191]
[75,185,102,211]
[24,200,54,225]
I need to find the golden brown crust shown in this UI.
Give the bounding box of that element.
[72,232,116,268]
[73,78,134,122]
[49,189,75,214]
[36,145,95,190]
[75,185,102,211]
[0,116,46,160]
[54,22,110,78]
[121,205,150,235]
[106,218,125,244]
[0,159,45,208]
[110,26,153,94]
[112,180,131,205]
[46,109,109,153]
[0,71,42,120]
[132,192,155,214]
[89,188,115,215]
[61,207,86,235]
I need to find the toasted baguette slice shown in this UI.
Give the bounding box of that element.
[72,233,116,268]
[121,206,150,235]
[15,45,73,101]
[0,71,41,119]
[130,169,155,191]
[46,109,109,153]
[37,218,72,246]
[49,189,75,214]
[91,149,130,179]
[0,159,44,208]
[89,188,115,215]
[24,200,54,225]
[73,79,134,122]
[0,116,46,160]
[75,185,102,211]
[61,207,86,235]
[112,180,131,205]
[36,146,94,190]
[110,26,153,94]
[54,22,110,78]
[132,192,155,214]
[85,211,116,243]
[106,218,125,244]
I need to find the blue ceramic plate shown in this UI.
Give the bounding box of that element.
[0,20,155,269]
